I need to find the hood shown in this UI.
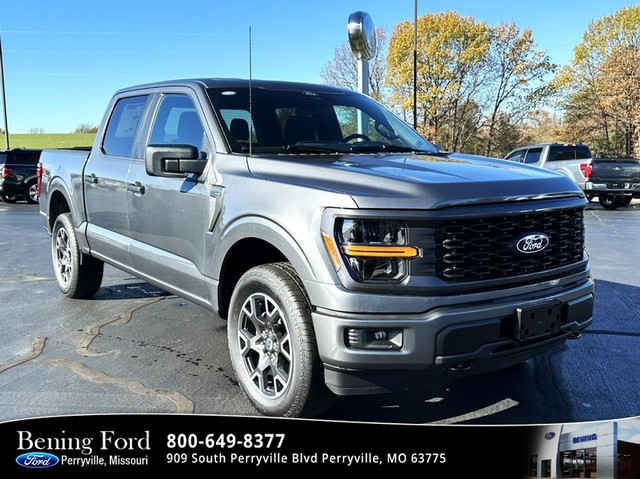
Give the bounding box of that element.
[246,152,584,209]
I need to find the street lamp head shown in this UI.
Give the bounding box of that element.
[347,11,377,61]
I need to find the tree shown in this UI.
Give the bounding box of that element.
[555,5,640,156]
[73,123,99,134]
[386,12,490,150]
[480,23,556,157]
[320,27,388,103]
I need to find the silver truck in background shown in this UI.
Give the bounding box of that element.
[38,79,594,417]
[504,142,591,189]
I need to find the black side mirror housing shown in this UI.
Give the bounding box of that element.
[145,145,204,176]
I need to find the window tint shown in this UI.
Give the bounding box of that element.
[5,151,41,165]
[524,147,543,164]
[102,96,148,158]
[149,94,204,152]
[505,150,524,162]
[548,145,591,161]
[218,108,256,147]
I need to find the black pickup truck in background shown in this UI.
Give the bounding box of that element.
[580,157,640,209]
[0,148,43,203]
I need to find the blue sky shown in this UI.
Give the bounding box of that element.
[1,0,637,133]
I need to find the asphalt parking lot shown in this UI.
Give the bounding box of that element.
[0,199,639,425]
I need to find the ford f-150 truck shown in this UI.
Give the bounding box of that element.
[580,157,640,209]
[38,79,594,417]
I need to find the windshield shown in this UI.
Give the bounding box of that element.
[207,86,438,155]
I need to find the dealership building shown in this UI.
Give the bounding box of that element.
[528,421,640,478]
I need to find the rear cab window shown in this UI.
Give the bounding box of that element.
[102,95,149,158]
[548,144,592,161]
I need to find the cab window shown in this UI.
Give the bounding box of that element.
[523,147,543,164]
[149,94,205,154]
[102,95,149,158]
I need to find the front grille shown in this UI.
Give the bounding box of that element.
[434,207,584,282]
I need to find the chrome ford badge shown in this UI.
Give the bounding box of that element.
[514,233,550,254]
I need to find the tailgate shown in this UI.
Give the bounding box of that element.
[590,158,640,182]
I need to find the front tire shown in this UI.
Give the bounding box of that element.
[52,213,104,298]
[227,262,335,417]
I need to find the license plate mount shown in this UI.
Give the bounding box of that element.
[515,302,563,342]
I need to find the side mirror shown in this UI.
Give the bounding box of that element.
[145,145,205,176]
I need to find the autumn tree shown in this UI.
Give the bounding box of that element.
[480,23,556,157]
[386,12,490,151]
[320,27,388,103]
[555,5,640,156]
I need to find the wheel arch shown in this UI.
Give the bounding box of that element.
[213,218,320,319]
[45,177,85,232]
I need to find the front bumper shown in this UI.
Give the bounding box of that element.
[312,277,593,395]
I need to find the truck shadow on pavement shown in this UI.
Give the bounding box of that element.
[93,281,172,301]
[320,279,640,426]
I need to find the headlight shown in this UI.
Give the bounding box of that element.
[329,218,420,282]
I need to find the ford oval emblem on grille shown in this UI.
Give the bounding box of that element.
[513,233,550,254]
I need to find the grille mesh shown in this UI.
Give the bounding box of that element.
[434,208,584,282]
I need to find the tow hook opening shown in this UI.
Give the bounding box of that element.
[448,361,472,371]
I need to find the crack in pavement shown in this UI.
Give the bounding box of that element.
[47,358,195,413]
[0,337,47,374]
[429,398,519,424]
[1,296,197,415]
[76,296,166,357]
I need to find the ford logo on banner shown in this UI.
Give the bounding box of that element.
[545,432,556,440]
[16,452,60,469]
[513,233,550,254]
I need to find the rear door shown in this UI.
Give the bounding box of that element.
[84,94,150,269]
[126,90,210,303]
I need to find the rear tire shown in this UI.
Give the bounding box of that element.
[227,262,335,417]
[25,180,39,204]
[599,194,624,210]
[52,213,104,298]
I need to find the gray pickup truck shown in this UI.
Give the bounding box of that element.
[580,157,640,209]
[38,78,594,417]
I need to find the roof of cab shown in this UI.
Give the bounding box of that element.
[115,78,352,95]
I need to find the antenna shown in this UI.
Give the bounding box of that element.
[248,26,253,156]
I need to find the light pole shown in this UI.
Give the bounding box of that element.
[413,0,418,131]
[0,33,9,149]
[348,11,377,136]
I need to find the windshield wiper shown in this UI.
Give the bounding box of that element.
[241,142,351,154]
[348,143,436,154]
[285,142,351,154]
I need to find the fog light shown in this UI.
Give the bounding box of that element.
[346,329,403,350]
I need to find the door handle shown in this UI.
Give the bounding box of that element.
[127,181,146,194]
[84,173,98,184]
